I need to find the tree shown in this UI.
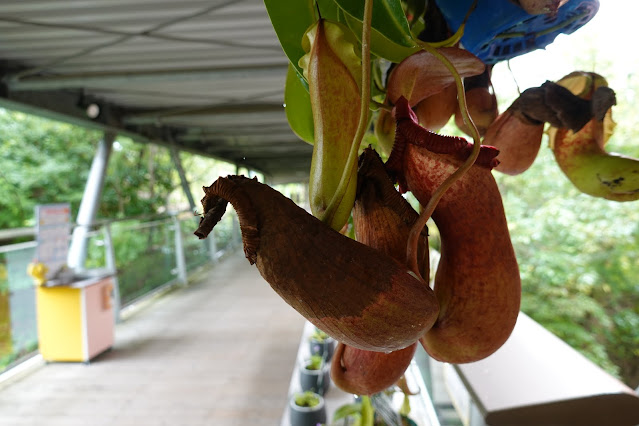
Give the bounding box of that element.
[101,140,178,219]
[0,109,99,229]
[0,109,183,230]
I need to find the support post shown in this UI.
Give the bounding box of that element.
[68,131,115,271]
[232,164,242,247]
[173,215,188,286]
[208,231,218,263]
[169,146,197,212]
[170,145,213,262]
[103,223,122,322]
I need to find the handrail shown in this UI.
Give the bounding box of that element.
[0,210,196,245]
[90,209,195,227]
[451,312,639,425]
[0,240,37,254]
[114,217,173,231]
[0,228,35,241]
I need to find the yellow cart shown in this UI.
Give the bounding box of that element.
[36,275,115,362]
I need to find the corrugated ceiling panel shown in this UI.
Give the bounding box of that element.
[0,0,311,180]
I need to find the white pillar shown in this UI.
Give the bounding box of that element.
[67,131,115,271]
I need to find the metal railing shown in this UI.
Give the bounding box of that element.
[0,209,240,374]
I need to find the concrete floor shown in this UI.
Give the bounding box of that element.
[0,252,305,425]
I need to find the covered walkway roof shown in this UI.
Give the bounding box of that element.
[0,0,312,183]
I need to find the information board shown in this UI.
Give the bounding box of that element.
[35,203,71,279]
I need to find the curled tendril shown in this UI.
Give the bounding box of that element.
[395,38,490,278]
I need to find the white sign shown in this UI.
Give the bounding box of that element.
[35,203,71,279]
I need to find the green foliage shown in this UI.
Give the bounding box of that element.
[336,0,421,63]
[0,109,99,228]
[0,340,38,372]
[360,395,374,426]
[334,0,414,48]
[0,109,180,230]
[101,141,177,219]
[264,0,316,78]
[294,391,321,408]
[484,22,639,386]
[0,264,8,294]
[495,145,639,385]
[305,354,325,370]
[112,220,170,267]
[285,63,315,144]
[177,150,236,207]
[310,327,331,342]
[118,247,176,306]
[339,10,419,63]
[333,402,363,423]
[332,393,418,426]
[105,219,177,305]
[399,393,411,417]
[331,397,375,426]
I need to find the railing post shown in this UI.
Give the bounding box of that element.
[469,402,487,426]
[172,215,187,286]
[102,223,122,323]
[208,229,218,263]
[232,212,241,248]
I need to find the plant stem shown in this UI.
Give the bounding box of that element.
[371,100,392,111]
[321,0,373,224]
[425,0,476,48]
[406,43,482,279]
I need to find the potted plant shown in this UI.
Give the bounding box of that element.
[309,327,335,361]
[332,391,418,426]
[299,354,330,395]
[289,391,327,426]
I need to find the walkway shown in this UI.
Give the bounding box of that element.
[0,252,305,425]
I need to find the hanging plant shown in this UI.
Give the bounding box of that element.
[196,0,523,362]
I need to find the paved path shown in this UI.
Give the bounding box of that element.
[0,252,305,425]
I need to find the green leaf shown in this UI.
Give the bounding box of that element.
[341,10,419,63]
[334,0,416,48]
[399,394,411,416]
[317,0,340,22]
[361,396,375,426]
[404,0,426,28]
[264,0,316,76]
[284,64,314,144]
[332,402,363,422]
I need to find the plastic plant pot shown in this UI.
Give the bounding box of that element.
[434,0,599,63]
[309,335,335,361]
[299,360,330,396]
[289,392,327,426]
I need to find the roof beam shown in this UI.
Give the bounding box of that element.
[122,103,286,124]
[178,127,294,140]
[5,65,287,91]
[200,141,308,155]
